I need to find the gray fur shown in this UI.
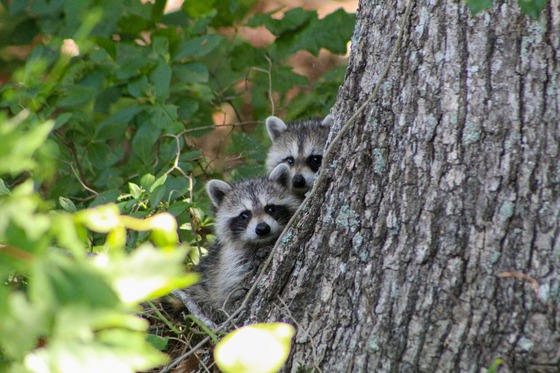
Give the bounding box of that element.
[188,164,299,315]
[265,115,332,198]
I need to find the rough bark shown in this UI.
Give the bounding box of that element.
[244,0,560,371]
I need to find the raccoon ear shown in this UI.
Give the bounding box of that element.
[321,114,334,127]
[269,164,291,188]
[206,180,232,208]
[266,116,288,141]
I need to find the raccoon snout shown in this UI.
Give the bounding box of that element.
[292,174,306,188]
[255,222,271,236]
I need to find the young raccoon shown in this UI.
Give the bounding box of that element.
[265,115,333,198]
[189,164,300,313]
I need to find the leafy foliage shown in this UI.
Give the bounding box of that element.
[466,0,549,18]
[0,0,354,371]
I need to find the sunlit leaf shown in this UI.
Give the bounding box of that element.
[78,204,121,233]
[214,323,295,373]
[95,243,199,304]
[128,182,144,200]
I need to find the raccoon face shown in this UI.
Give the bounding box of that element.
[206,164,300,248]
[265,115,332,197]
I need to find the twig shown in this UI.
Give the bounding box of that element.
[172,289,217,331]
[68,162,99,195]
[497,271,541,297]
[183,314,219,344]
[147,301,185,336]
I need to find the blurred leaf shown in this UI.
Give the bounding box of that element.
[214,323,295,373]
[0,114,54,175]
[78,204,121,233]
[487,358,504,373]
[30,253,121,309]
[0,179,10,196]
[97,243,199,304]
[146,334,169,351]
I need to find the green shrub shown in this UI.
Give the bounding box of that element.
[0,0,354,370]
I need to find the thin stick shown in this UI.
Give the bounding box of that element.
[69,162,99,195]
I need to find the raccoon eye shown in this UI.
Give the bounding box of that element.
[284,157,295,166]
[308,155,323,169]
[239,211,251,220]
[265,205,276,214]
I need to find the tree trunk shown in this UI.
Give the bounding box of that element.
[244,0,560,371]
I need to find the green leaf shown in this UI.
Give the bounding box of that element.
[487,358,504,373]
[99,243,199,304]
[129,182,144,199]
[0,293,48,359]
[78,204,121,233]
[177,98,199,119]
[59,196,77,212]
[174,62,209,83]
[150,61,172,100]
[214,323,295,373]
[466,0,494,14]
[518,0,547,18]
[29,330,168,373]
[150,174,167,193]
[173,35,222,60]
[183,0,216,18]
[132,122,161,163]
[146,334,169,351]
[0,179,10,196]
[140,173,156,190]
[0,115,54,175]
[152,36,169,57]
[58,86,97,108]
[88,142,111,169]
[30,253,121,309]
[128,75,150,98]
[149,104,177,129]
[95,107,143,141]
[247,8,312,36]
[149,184,166,208]
[90,189,121,208]
[53,112,73,129]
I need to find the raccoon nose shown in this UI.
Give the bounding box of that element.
[292,174,306,188]
[255,222,271,236]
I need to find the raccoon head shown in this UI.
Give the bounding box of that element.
[206,164,300,248]
[265,115,332,197]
